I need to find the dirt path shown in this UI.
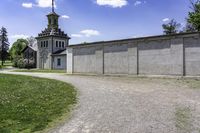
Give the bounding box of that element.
[1,71,200,133]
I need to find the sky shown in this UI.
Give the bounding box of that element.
[0,0,192,45]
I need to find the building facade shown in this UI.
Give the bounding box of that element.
[36,6,70,70]
[22,45,37,68]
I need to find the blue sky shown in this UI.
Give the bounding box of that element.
[0,0,192,45]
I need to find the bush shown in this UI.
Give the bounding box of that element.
[12,56,36,69]
[17,58,25,68]
[12,56,22,67]
[23,59,36,69]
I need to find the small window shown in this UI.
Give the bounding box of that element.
[62,42,64,48]
[59,41,61,47]
[44,41,46,47]
[57,58,61,66]
[41,41,43,47]
[56,41,58,47]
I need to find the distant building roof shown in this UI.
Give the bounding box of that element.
[52,49,66,55]
[22,45,37,53]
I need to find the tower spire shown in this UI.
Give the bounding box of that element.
[52,0,54,12]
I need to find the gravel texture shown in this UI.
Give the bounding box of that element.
[1,71,200,133]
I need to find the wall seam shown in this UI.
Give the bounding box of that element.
[137,43,139,75]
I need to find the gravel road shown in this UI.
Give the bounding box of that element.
[1,71,200,133]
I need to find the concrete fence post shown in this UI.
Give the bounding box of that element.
[66,47,73,74]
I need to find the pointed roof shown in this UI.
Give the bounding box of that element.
[47,0,59,16]
[36,0,70,39]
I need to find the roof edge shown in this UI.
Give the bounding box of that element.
[67,32,200,48]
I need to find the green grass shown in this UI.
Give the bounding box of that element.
[0,74,77,133]
[175,106,192,132]
[0,60,13,69]
[13,69,66,73]
[0,60,12,67]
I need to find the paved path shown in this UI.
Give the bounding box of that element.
[1,71,200,133]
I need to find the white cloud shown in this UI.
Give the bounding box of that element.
[134,1,142,6]
[61,15,70,19]
[162,18,170,22]
[80,29,100,37]
[72,29,100,38]
[134,1,146,6]
[36,0,54,8]
[22,3,33,8]
[96,0,128,8]
[11,34,29,39]
[22,0,56,9]
[71,34,83,38]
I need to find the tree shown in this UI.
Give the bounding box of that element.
[27,36,36,47]
[9,39,28,59]
[187,0,200,31]
[162,19,181,35]
[182,22,196,32]
[0,27,9,66]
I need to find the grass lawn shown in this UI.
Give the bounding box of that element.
[13,69,66,73]
[0,60,12,69]
[0,74,77,133]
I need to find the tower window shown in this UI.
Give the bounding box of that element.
[49,19,51,25]
[56,41,58,47]
[62,42,64,48]
[46,41,48,47]
[54,19,57,25]
[41,41,43,47]
[59,41,61,47]
[44,41,46,47]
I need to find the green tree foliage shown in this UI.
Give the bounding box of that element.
[187,0,200,31]
[162,19,181,35]
[9,39,28,59]
[0,27,9,66]
[9,39,28,67]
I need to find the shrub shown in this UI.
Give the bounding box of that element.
[23,59,36,69]
[12,56,36,69]
[12,56,22,67]
[17,58,25,68]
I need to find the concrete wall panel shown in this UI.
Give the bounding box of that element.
[104,44,129,74]
[138,40,171,75]
[184,37,200,76]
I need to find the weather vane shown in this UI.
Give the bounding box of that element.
[52,0,54,12]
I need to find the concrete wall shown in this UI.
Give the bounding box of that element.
[67,32,200,76]
[184,36,200,76]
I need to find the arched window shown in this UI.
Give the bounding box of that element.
[46,41,48,47]
[59,41,61,47]
[41,41,43,47]
[62,42,64,48]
